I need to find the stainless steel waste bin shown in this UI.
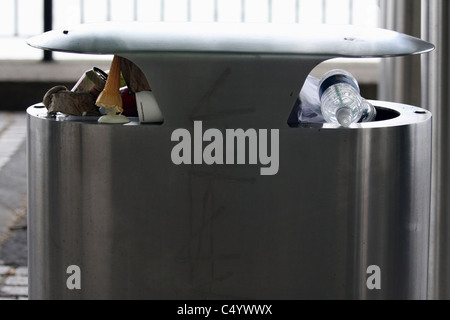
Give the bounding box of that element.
[26,22,434,299]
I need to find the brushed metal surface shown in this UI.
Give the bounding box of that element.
[422,0,450,300]
[26,22,434,57]
[27,101,432,299]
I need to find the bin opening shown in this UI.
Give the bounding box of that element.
[373,106,400,122]
[288,105,401,128]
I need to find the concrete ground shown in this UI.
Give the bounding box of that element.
[0,112,28,300]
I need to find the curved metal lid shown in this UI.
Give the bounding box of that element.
[27,22,434,58]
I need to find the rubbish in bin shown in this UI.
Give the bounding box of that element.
[298,75,325,124]
[95,55,130,124]
[360,98,377,122]
[319,69,367,127]
[135,91,164,123]
[120,86,138,117]
[71,67,108,97]
[42,62,137,119]
[295,70,376,126]
[43,85,100,116]
[120,57,163,123]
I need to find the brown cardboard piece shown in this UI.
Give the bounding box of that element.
[43,85,100,116]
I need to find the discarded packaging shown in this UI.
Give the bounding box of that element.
[96,55,130,124]
[71,67,108,97]
[136,91,163,123]
[121,57,163,123]
[43,85,99,116]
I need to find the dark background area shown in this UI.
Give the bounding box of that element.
[0,81,75,111]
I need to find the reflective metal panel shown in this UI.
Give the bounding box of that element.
[26,22,434,58]
[27,101,431,299]
[422,0,450,300]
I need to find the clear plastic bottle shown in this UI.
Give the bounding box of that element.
[360,98,377,122]
[318,69,364,127]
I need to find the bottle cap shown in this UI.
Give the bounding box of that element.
[336,108,353,127]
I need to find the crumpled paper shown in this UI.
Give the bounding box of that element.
[43,85,100,116]
[120,57,151,92]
